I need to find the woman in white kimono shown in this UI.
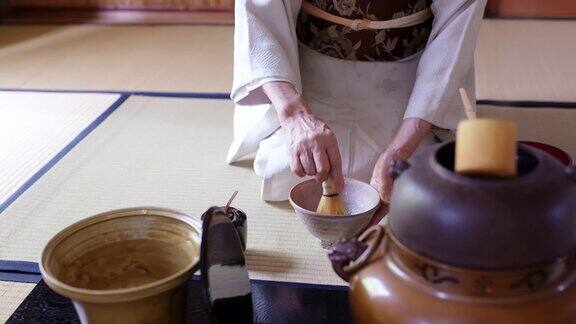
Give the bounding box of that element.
[228,0,487,203]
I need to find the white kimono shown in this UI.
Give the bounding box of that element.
[228,0,487,201]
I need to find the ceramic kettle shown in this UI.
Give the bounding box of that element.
[329,141,576,323]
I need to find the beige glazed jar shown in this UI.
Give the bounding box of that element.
[40,207,201,324]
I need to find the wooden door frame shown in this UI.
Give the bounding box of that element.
[0,1,234,25]
[0,8,234,25]
[486,0,576,18]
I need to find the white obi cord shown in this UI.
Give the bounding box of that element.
[300,0,433,31]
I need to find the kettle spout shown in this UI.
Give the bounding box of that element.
[389,160,411,180]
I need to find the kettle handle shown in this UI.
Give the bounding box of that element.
[328,226,385,282]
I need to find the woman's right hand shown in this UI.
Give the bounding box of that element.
[263,81,344,192]
[281,106,344,190]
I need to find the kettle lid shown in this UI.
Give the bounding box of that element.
[388,141,576,270]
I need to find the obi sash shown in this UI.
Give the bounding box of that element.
[297,0,434,61]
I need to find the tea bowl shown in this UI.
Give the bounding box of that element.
[40,207,201,324]
[289,178,381,248]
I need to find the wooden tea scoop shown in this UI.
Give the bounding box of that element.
[455,88,517,177]
[316,180,348,216]
[459,87,477,119]
[224,190,238,214]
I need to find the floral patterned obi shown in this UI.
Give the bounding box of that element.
[297,0,433,61]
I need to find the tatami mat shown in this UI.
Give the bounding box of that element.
[0,25,233,93]
[0,91,121,208]
[479,105,576,158]
[0,96,345,286]
[2,20,575,104]
[0,281,35,323]
[476,19,576,102]
[1,18,574,294]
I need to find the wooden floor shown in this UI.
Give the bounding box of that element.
[486,0,576,18]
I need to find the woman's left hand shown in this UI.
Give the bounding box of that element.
[371,147,407,203]
[371,118,432,203]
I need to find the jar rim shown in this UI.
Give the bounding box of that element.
[40,207,201,304]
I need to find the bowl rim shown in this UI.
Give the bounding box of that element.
[39,206,201,303]
[288,178,381,218]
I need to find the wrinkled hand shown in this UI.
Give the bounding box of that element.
[282,111,344,192]
[263,81,344,192]
[370,118,432,203]
[370,148,408,203]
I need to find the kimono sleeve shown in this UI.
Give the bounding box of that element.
[403,0,488,129]
[232,0,303,106]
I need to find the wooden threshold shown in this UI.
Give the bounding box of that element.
[486,0,576,18]
[0,8,234,25]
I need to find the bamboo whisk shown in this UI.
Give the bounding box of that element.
[316,180,348,216]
